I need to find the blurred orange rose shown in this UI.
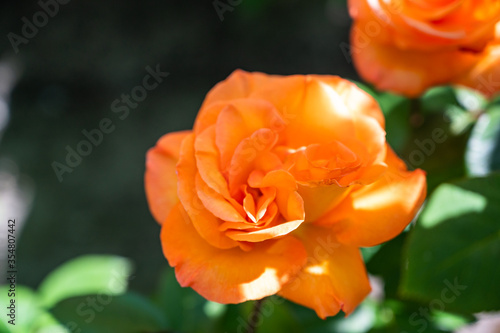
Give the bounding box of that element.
[349,0,500,97]
[145,70,426,318]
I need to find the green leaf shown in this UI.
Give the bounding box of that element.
[420,85,486,115]
[418,184,487,229]
[331,301,376,333]
[213,303,250,333]
[256,298,301,333]
[454,87,487,112]
[444,105,476,135]
[366,233,407,299]
[380,96,411,152]
[465,107,500,176]
[431,311,472,332]
[0,286,40,333]
[203,301,226,320]
[152,269,211,333]
[283,299,344,333]
[0,286,67,333]
[401,174,500,313]
[361,245,382,262]
[368,299,453,333]
[377,93,408,116]
[37,255,133,308]
[400,105,468,193]
[421,86,457,114]
[50,292,168,333]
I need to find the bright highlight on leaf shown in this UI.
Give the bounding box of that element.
[402,174,500,313]
[37,255,133,308]
[466,107,500,176]
[419,184,487,229]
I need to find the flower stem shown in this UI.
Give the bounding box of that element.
[247,298,265,333]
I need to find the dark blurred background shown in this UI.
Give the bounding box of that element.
[0,0,356,293]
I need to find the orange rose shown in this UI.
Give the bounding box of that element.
[145,70,426,318]
[349,0,500,97]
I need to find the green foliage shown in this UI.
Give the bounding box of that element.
[401,174,500,313]
[421,86,458,114]
[50,293,168,333]
[466,106,500,176]
[367,233,406,299]
[368,299,455,333]
[0,286,67,333]
[0,255,168,333]
[153,269,211,333]
[37,255,133,308]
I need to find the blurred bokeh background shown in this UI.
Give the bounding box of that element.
[1,1,499,332]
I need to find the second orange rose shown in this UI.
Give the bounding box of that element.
[349,0,500,97]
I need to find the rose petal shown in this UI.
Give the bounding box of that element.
[275,190,305,222]
[298,183,352,223]
[350,22,479,96]
[195,173,246,222]
[349,0,500,51]
[456,40,500,98]
[228,129,280,195]
[194,125,233,199]
[201,70,278,110]
[315,146,427,247]
[278,225,371,318]
[194,70,283,134]
[283,77,358,148]
[225,217,303,242]
[215,99,285,171]
[248,169,297,191]
[145,130,191,224]
[177,133,238,249]
[162,203,308,303]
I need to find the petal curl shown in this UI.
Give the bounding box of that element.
[315,146,427,247]
[278,225,371,318]
[201,70,278,109]
[350,22,479,96]
[456,40,500,98]
[177,133,238,249]
[145,130,191,224]
[195,173,246,223]
[227,129,280,195]
[162,203,308,303]
[225,217,303,242]
[194,70,282,134]
[195,126,233,199]
[215,99,285,171]
[349,0,500,51]
[196,70,388,158]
